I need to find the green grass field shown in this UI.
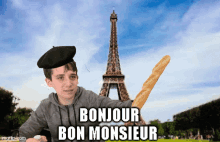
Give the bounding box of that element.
[0,138,217,142]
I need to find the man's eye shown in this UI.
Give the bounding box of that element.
[58,77,63,80]
[70,76,76,79]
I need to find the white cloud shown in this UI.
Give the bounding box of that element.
[12,0,25,9]
[2,0,220,123]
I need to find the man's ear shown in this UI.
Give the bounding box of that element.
[45,78,53,87]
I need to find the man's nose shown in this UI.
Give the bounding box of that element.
[64,78,72,86]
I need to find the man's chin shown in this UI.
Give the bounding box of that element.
[60,92,74,98]
[64,92,74,95]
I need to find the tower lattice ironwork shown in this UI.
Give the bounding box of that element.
[99,10,146,125]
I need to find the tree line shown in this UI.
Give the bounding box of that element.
[0,87,220,141]
[0,87,32,136]
[173,98,220,141]
[149,118,220,141]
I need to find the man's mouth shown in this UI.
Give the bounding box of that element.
[64,90,73,92]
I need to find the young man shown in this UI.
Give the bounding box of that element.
[19,46,134,142]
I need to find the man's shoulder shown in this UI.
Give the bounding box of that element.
[79,86,94,94]
[78,86,98,97]
[35,93,56,115]
[41,98,50,104]
[39,93,53,106]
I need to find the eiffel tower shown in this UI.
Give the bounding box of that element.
[99,10,146,125]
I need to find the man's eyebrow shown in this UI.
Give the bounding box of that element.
[56,74,64,77]
[70,73,77,76]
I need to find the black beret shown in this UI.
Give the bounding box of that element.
[37,46,76,69]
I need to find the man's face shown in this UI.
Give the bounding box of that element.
[45,65,78,100]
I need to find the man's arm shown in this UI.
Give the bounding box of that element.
[19,101,48,141]
[88,91,133,108]
[87,91,143,126]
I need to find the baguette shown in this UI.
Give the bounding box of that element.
[132,55,170,109]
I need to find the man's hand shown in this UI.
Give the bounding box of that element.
[26,136,47,142]
[124,121,138,126]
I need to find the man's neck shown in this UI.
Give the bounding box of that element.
[58,96,75,106]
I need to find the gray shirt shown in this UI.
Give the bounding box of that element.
[19,86,133,142]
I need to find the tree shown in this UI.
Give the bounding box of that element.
[213,129,220,141]
[0,87,19,122]
[0,87,34,135]
[173,98,220,137]
[0,87,21,136]
[5,107,33,130]
[180,130,185,139]
[161,122,170,139]
[174,130,179,137]
[169,122,175,136]
[158,123,164,136]
[149,119,161,128]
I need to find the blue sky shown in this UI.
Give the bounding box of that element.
[1,0,220,124]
